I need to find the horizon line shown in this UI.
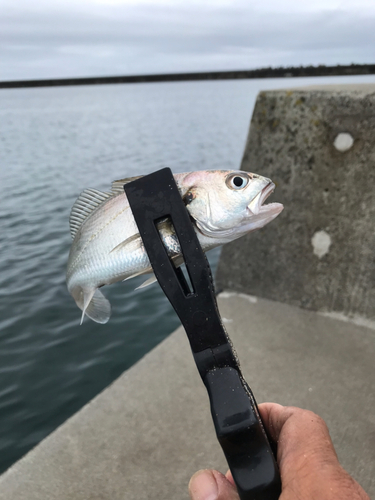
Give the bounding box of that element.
[1,63,374,89]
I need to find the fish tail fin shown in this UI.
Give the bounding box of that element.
[80,289,96,325]
[72,287,111,325]
[85,289,111,324]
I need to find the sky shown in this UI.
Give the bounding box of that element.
[1,0,375,81]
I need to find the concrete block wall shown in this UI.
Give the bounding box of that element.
[217,84,375,322]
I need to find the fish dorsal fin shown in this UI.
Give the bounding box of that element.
[69,177,143,239]
[69,188,112,239]
[111,176,143,194]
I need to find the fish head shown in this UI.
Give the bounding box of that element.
[178,170,283,240]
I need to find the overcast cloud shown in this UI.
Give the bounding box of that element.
[1,0,375,80]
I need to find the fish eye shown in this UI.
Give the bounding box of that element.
[226,173,249,190]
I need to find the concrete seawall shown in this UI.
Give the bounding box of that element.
[217,83,375,321]
[0,84,374,499]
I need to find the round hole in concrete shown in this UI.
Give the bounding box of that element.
[333,132,354,152]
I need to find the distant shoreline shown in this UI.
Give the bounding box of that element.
[1,63,374,89]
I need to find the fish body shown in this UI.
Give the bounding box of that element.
[66,170,283,324]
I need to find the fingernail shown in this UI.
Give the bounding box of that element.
[189,470,218,500]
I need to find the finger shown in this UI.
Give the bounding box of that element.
[257,402,285,442]
[189,469,239,500]
[225,470,235,486]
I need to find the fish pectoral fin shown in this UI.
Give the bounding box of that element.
[122,270,147,281]
[135,274,158,290]
[82,289,111,324]
[109,234,143,254]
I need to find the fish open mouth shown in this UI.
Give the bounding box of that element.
[247,182,280,216]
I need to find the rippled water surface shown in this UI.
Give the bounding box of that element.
[0,75,374,472]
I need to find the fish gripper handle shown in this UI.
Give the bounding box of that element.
[204,367,281,499]
[125,168,281,500]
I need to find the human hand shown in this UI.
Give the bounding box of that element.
[189,403,370,500]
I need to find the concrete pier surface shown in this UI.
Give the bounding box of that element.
[0,293,374,499]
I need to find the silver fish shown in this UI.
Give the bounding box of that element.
[66,170,283,324]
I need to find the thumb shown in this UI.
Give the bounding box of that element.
[189,469,239,500]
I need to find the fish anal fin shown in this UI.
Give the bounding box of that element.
[135,274,157,290]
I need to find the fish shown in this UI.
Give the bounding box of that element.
[66,170,283,324]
